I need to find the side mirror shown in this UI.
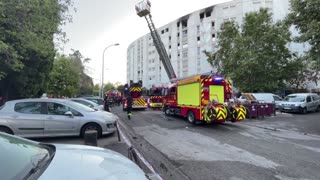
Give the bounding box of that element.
[64,111,74,117]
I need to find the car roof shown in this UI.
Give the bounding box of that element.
[6,98,68,104]
[70,98,97,104]
[288,93,318,96]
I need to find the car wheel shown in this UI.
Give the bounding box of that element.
[81,123,102,138]
[0,126,13,135]
[187,111,196,124]
[302,107,307,114]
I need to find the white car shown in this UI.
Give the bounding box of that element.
[0,132,147,180]
[70,98,104,111]
[279,93,320,113]
[0,98,117,138]
[239,93,283,109]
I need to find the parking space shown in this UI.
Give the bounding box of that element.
[243,111,320,135]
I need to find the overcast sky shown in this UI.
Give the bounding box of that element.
[61,0,230,85]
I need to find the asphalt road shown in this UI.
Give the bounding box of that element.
[113,107,320,180]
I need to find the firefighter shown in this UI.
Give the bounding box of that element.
[104,94,110,112]
[126,95,133,120]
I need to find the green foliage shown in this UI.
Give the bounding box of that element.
[69,50,93,96]
[103,82,115,93]
[47,50,93,97]
[47,55,80,97]
[0,0,73,99]
[206,9,294,92]
[93,84,100,96]
[117,85,124,92]
[287,0,320,82]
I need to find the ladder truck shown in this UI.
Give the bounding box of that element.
[135,0,247,124]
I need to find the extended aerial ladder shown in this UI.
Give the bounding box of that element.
[135,0,176,81]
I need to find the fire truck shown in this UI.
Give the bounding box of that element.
[106,90,121,106]
[136,0,247,124]
[122,80,148,111]
[148,86,163,109]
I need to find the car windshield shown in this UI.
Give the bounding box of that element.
[0,133,51,180]
[64,100,96,112]
[284,95,305,102]
[86,98,104,105]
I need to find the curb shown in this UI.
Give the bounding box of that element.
[115,112,191,180]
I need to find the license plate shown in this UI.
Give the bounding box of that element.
[284,107,291,110]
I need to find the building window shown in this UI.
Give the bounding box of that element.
[212,34,216,38]
[197,26,200,33]
[205,10,211,17]
[182,44,188,49]
[200,12,204,19]
[178,43,180,47]
[197,47,201,55]
[166,28,169,32]
[182,30,187,37]
[169,55,171,59]
[161,30,164,34]
[169,36,171,40]
[182,51,188,58]
[177,22,180,27]
[197,36,200,41]
[182,19,188,28]
[169,45,171,49]
[177,32,180,37]
[212,21,215,27]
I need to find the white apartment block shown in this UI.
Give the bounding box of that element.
[127,0,313,89]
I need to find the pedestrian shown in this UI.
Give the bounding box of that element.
[126,95,133,120]
[104,95,110,112]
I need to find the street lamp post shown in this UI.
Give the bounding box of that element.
[100,43,120,98]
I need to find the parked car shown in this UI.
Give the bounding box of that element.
[0,132,147,180]
[70,98,104,111]
[279,93,320,113]
[0,98,117,138]
[238,93,283,109]
[82,96,104,105]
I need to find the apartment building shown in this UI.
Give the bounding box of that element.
[127,0,304,89]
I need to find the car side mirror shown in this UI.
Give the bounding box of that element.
[64,111,74,117]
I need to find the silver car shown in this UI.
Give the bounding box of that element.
[0,132,147,180]
[70,98,104,111]
[0,98,117,138]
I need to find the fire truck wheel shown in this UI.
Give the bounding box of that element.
[187,111,195,124]
[164,107,170,116]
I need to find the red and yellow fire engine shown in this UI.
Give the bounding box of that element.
[148,86,164,109]
[122,80,148,110]
[163,74,247,124]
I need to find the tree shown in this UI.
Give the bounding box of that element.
[69,50,93,96]
[206,8,294,92]
[117,85,124,92]
[0,0,73,99]
[287,0,320,84]
[93,84,100,96]
[47,55,80,97]
[103,83,115,93]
